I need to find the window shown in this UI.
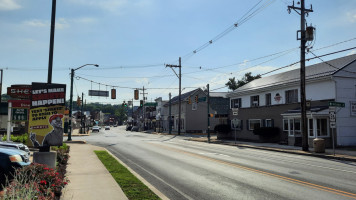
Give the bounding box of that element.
[265,119,273,127]
[285,89,298,104]
[294,118,301,134]
[289,119,294,136]
[283,119,289,131]
[317,118,328,136]
[308,118,314,137]
[250,95,259,107]
[265,93,271,106]
[249,119,261,130]
[231,98,241,108]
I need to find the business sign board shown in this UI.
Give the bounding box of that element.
[89,90,109,97]
[8,100,30,122]
[28,83,66,148]
[7,85,32,99]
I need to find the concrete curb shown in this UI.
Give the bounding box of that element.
[104,149,170,200]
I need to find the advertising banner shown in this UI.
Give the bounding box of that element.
[28,83,66,148]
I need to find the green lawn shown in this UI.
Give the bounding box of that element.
[94,150,161,200]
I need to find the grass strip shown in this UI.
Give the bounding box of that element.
[94,150,160,200]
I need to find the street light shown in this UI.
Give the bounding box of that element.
[68,64,99,141]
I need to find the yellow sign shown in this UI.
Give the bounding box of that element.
[27,105,65,147]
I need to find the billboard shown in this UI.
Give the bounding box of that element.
[28,83,66,148]
[7,85,32,99]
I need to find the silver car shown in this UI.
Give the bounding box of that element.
[0,141,30,157]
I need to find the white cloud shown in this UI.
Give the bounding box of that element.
[22,17,96,29]
[347,50,356,56]
[347,12,356,23]
[23,19,48,27]
[66,0,128,12]
[0,0,21,10]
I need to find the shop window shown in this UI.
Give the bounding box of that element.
[250,95,259,107]
[317,118,328,136]
[249,119,261,130]
[285,89,298,104]
[265,93,271,106]
[231,98,241,108]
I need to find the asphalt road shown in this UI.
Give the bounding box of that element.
[72,126,356,200]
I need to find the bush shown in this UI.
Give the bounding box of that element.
[1,133,28,143]
[253,127,279,136]
[214,124,231,134]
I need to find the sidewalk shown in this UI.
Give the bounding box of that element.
[61,143,128,200]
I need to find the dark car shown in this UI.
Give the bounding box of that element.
[0,141,30,157]
[0,147,31,188]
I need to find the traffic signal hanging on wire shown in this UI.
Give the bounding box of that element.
[134,89,139,100]
[77,96,81,106]
[140,100,143,107]
[111,89,116,99]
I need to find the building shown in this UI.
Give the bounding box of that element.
[227,54,356,147]
[163,88,229,133]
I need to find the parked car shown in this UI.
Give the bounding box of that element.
[0,147,31,189]
[126,125,132,131]
[131,126,139,132]
[0,141,30,157]
[92,126,100,132]
[105,126,110,130]
[113,124,118,127]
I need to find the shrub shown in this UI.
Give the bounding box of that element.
[214,124,231,134]
[253,127,279,136]
[1,133,28,143]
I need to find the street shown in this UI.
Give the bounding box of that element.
[71,126,356,200]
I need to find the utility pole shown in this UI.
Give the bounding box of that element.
[166,57,182,135]
[80,92,84,134]
[0,69,3,104]
[207,84,210,143]
[288,0,313,151]
[141,86,148,130]
[47,0,56,84]
[169,93,172,134]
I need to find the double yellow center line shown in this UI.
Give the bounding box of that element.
[151,143,356,199]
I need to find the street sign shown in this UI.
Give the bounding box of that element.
[329,101,345,108]
[330,121,336,128]
[232,118,240,128]
[232,108,238,116]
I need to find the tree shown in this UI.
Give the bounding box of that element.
[226,72,261,91]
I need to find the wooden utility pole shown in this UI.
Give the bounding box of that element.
[166,57,182,135]
[288,0,313,151]
[47,0,56,84]
[169,93,172,134]
[207,84,210,143]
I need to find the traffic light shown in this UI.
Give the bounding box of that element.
[188,97,191,104]
[77,96,81,106]
[208,113,214,118]
[122,101,127,107]
[134,89,139,100]
[195,95,198,103]
[111,89,116,99]
[140,100,143,107]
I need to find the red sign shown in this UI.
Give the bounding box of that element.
[8,100,30,108]
[7,85,32,99]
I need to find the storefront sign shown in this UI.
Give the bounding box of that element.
[7,85,32,99]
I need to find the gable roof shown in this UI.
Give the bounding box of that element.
[164,88,202,106]
[229,54,356,96]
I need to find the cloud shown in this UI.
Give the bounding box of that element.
[347,12,356,23]
[22,17,96,29]
[66,0,128,12]
[0,0,21,10]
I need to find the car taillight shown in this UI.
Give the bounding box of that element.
[9,155,23,162]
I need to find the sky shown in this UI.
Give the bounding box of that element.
[0,0,356,106]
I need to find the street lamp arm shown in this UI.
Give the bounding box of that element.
[74,64,99,71]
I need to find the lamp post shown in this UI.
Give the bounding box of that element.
[68,64,99,141]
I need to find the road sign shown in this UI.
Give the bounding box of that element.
[329,111,336,122]
[232,108,238,116]
[329,101,345,107]
[330,121,336,128]
[232,118,240,128]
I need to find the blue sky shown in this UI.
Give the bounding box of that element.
[1,0,356,105]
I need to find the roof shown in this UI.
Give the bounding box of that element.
[164,88,202,106]
[209,92,228,98]
[229,54,356,95]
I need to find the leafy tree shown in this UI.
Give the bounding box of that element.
[226,72,261,91]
